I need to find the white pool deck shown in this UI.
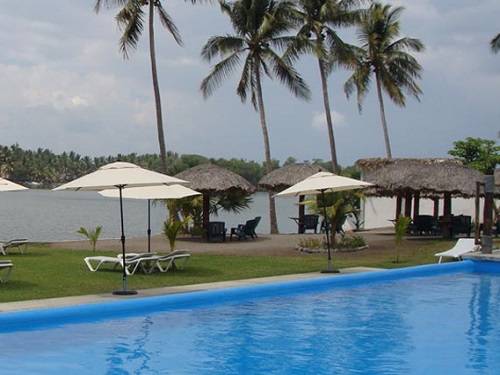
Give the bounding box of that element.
[0,267,382,313]
[464,249,500,262]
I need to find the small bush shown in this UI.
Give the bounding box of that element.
[298,238,325,249]
[334,234,366,250]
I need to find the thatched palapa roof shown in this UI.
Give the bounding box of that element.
[175,163,255,193]
[259,164,326,191]
[356,158,486,197]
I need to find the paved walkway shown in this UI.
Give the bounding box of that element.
[0,266,382,313]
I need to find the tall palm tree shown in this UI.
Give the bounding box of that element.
[200,0,311,234]
[491,33,500,53]
[95,0,183,173]
[286,0,362,172]
[344,3,424,158]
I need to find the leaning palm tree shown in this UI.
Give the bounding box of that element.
[200,0,311,234]
[491,33,500,53]
[344,3,424,158]
[95,0,183,173]
[286,0,363,172]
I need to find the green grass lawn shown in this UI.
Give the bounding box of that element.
[0,240,458,303]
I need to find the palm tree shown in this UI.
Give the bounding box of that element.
[95,0,183,173]
[344,3,424,158]
[200,0,311,234]
[491,33,500,53]
[286,0,362,172]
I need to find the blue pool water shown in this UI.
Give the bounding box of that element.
[1,261,500,374]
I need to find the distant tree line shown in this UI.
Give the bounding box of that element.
[0,144,356,188]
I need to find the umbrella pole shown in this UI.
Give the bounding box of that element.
[113,185,138,295]
[147,199,151,253]
[320,190,339,273]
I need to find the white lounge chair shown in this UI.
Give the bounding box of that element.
[84,253,157,275]
[435,238,480,264]
[148,250,191,273]
[0,239,28,255]
[0,260,13,282]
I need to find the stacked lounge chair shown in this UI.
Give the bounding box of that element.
[0,260,13,282]
[84,251,191,275]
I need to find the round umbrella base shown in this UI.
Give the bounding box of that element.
[320,269,340,274]
[112,290,138,296]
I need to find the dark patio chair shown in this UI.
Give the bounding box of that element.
[408,215,438,235]
[207,221,226,242]
[451,215,472,237]
[292,214,319,234]
[230,217,260,240]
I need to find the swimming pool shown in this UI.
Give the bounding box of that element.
[1,260,499,374]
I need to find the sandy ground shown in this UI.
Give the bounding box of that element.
[47,228,437,257]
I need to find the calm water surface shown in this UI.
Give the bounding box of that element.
[1,271,500,374]
[0,190,298,241]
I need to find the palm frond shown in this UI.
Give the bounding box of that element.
[156,2,183,46]
[265,49,311,100]
[116,0,145,59]
[94,0,128,13]
[491,33,500,53]
[200,52,242,98]
[201,35,245,61]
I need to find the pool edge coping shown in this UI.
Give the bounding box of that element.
[0,266,383,313]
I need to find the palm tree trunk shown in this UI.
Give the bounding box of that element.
[254,63,279,234]
[149,1,168,173]
[318,58,339,173]
[375,72,393,159]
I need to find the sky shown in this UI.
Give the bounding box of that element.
[0,0,498,166]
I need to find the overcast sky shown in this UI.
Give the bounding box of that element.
[1,0,498,166]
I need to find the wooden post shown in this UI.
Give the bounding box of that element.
[298,195,305,234]
[202,192,210,240]
[404,191,413,218]
[482,175,494,253]
[433,197,440,219]
[442,192,452,239]
[395,193,402,220]
[475,182,481,245]
[413,191,420,221]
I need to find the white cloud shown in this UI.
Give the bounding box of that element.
[311,111,346,130]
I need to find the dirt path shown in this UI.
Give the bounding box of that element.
[47,229,436,257]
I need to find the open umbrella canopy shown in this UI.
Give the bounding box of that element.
[53,162,187,191]
[276,172,372,197]
[52,162,189,295]
[0,178,28,192]
[98,184,200,200]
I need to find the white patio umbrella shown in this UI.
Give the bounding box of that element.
[0,177,28,192]
[99,184,201,253]
[54,162,188,295]
[276,172,372,273]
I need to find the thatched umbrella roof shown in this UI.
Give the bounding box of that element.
[356,158,486,198]
[259,164,326,191]
[175,163,255,194]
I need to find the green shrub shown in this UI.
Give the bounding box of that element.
[335,234,366,250]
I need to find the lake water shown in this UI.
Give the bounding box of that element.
[0,190,299,242]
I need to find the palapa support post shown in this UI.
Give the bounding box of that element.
[147,199,151,253]
[433,197,440,219]
[481,175,495,254]
[475,182,481,245]
[113,185,138,296]
[442,192,453,239]
[319,190,339,274]
[404,191,413,218]
[412,191,420,221]
[395,193,403,221]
